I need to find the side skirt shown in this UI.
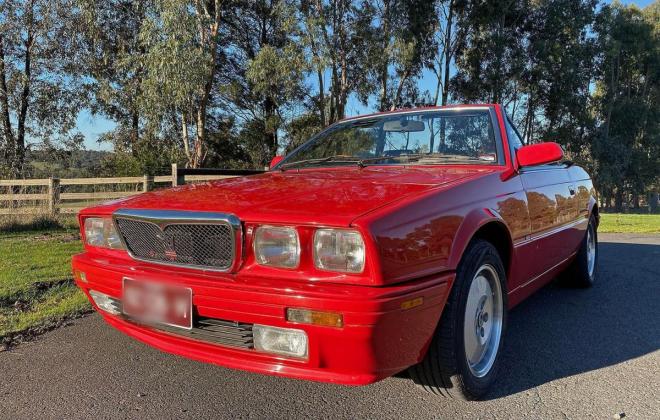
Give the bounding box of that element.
[507,252,576,308]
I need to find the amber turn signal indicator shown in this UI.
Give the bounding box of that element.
[286,308,344,328]
[73,270,87,283]
[401,297,423,310]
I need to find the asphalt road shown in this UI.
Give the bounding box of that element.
[1,233,659,419]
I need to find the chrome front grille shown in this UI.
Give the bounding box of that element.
[113,209,240,271]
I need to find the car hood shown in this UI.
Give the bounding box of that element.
[90,166,494,226]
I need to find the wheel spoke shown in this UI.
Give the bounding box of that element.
[463,264,503,378]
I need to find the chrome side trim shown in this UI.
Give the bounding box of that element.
[514,217,587,248]
[112,209,243,273]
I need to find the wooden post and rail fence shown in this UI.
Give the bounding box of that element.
[0,164,264,216]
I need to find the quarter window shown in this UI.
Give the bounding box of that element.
[505,117,524,151]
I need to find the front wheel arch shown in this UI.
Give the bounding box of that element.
[410,239,508,400]
[448,210,514,280]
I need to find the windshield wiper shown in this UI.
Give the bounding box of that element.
[357,154,424,167]
[358,153,494,167]
[278,155,362,171]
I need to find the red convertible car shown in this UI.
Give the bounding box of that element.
[72,104,598,400]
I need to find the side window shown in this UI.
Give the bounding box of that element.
[505,117,524,151]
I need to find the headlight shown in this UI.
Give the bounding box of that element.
[83,217,124,249]
[253,226,300,268]
[313,229,365,273]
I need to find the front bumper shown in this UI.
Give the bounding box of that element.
[72,252,452,385]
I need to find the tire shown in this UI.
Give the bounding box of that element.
[409,239,508,400]
[565,215,598,288]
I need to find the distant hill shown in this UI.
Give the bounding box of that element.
[25,149,113,179]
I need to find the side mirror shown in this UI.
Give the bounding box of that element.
[269,155,284,170]
[516,142,563,167]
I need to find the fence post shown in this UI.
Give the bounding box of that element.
[48,177,60,215]
[143,175,154,192]
[171,163,184,186]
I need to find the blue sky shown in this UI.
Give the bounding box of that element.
[76,0,655,151]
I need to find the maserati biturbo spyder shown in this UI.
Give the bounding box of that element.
[72,104,598,400]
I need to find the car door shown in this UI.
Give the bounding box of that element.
[505,118,580,277]
[520,164,580,270]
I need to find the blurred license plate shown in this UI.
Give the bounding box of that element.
[122,278,193,330]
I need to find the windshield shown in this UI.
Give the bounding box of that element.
[278,109,502,170]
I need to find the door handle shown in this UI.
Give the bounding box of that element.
[569,185,576,195]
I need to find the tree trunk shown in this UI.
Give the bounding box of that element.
[379,1,390,112]
[391,66,412,111]
[263,96,278,163]
[315,0,339,123]
[338,45,348,120]
[432,67,441,106]
[603,50,621,143]
[181,112,191,161]
[379,65,388,112]
[337,0,348,120]
[329,65,338,123]
[192,108,206,168]
[0,35,14,165]
[441,1,454,106]
[131,111,139,156]
[317,67,326,125]
[15,5,35,176]
[188,0,223,168]
[614,189,624,212]
[303,2,326,125]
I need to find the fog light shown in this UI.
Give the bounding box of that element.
[89,290,121,315]
[253,325,308,359]
[287,308,343,328]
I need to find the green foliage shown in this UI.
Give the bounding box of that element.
[284,113,324,154]
[359,0,437,111]
[1,0,656,211]
[0,0,86,176]
[452,0,528,105]
[591,1,659,210]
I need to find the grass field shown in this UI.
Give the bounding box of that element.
[0,219,90,345]
[599,213,660,233]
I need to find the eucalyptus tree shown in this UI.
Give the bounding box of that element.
[139,0,224,168]
[427,0,458,106]
[451,0,528,107]
[220,0,307,164]
[300,0,370,125]
[76,0,148,156]
[520,0,597,152]
[592,2,659,210]
[0,0,84,177]
[359,0,437,111]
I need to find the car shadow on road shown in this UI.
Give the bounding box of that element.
[484,240,660,400]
